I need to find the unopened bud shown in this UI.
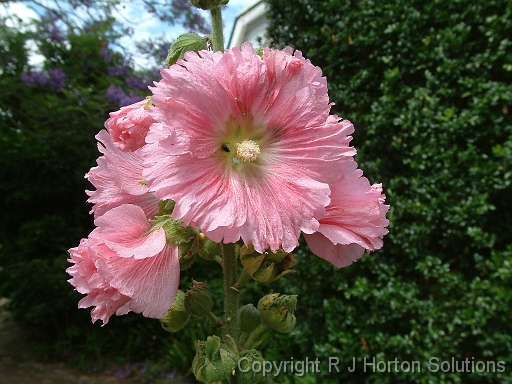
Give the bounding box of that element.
[238,304,261,334]
[184,281,213,317]
[235,349,265,384]
[258,293,297,333]
[160,290,190,332]
[189,0,228,11]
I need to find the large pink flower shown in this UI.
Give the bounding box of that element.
[67,204,180,323]
[105,99,155,151]
[143,43,356,253]
[87,130,159,219]
[304,160,389,268]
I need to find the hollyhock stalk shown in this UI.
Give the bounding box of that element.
[209,3,240,346]
[67,2,389,382]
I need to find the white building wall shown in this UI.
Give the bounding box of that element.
[227,0,269,48]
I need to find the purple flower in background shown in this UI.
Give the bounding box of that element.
[48,68,66,89]
[106,84,126,103]
[185,13,208,33]
[21,71,48,87]
[106,84,143,107]
[125,76,150,90]
[172,0,191,12]
[100,47,114,62]
[119,92,144,107]
[108,65,130,77]
[48,21,64,42]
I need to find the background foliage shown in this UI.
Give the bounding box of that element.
[0,12,185,373]
[1,0,511,383]
[262,0,512,382]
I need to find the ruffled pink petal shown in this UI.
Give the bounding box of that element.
[303,232,365,268]
[95,130,148,196]
[94,243,180,319]
[105,99,155,151]
[304,160,389,267]
[86,155,159,219]
[87,130,159,219]
[92,204,166,259]
[67,238,131,325]
[143,43,356,252]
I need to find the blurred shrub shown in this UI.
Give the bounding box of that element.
[0,15,175,368]
[262,0,512,382]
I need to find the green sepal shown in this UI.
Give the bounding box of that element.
[198,238,222,261]
[160,290,190,333]
[166,33,209,66]
[150,214,197,244]
[157,199,175,215]
[240,245,296,283]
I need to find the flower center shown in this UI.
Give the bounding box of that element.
[235,140,260,163]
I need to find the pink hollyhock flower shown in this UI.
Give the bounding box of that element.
[67,238,131,324]
[87,130,159,219]
[67,204,180,323]
[143,43,356,253]
[105,99,155,151]
[304,160,389,268]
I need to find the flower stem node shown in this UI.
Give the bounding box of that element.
[184,280,213,317]
[235,349,266,384]
[192,335,238,384]
[160,290,190,333]
[258,293,297,333]
[166,33,209,67]
[240,245,296,283]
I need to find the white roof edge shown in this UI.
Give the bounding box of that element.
[227,0,269,48]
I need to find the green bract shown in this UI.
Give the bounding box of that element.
[166,33,209,66]
[160,290,190,333]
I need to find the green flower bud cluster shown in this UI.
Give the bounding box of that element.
[189,0,228,11]
[192,335,238,383]
[240,245,296,283]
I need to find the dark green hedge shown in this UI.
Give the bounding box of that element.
[262,0,512,382]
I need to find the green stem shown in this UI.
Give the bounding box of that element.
[221,243,239,344]
[233,269,252,291]
[210,5,224,52]
[207,312,220,327]
[242,323,269,350]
